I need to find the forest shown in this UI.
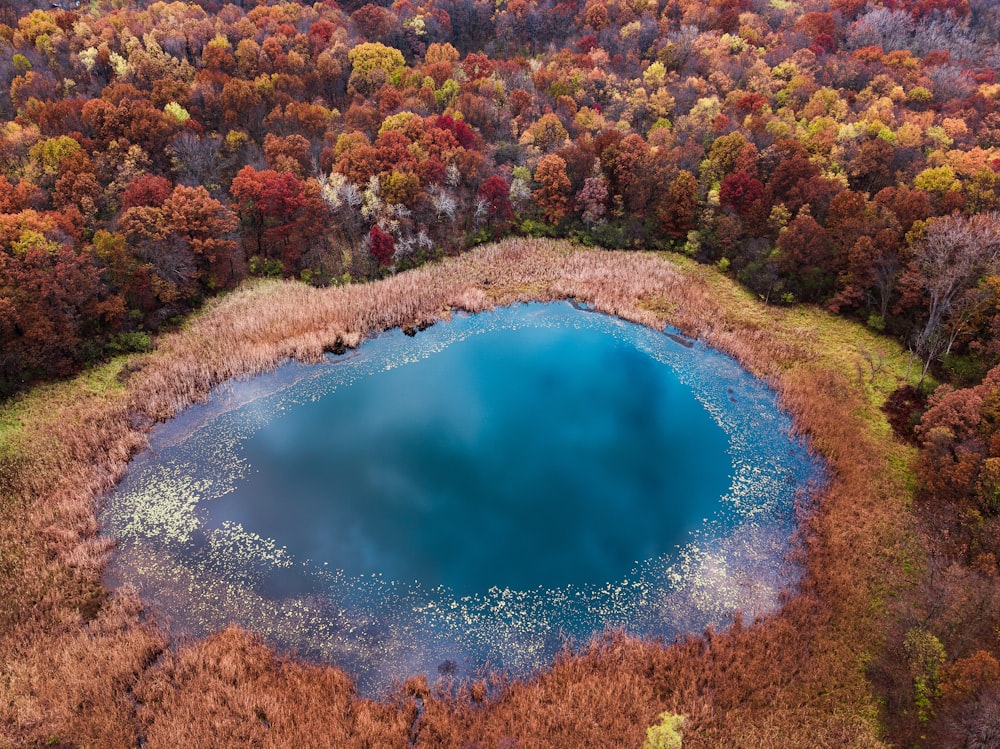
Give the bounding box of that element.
[3,0,1000,744]
[2,0,1000,394]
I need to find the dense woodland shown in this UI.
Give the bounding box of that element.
[4,0,1000,744]
[2,0,1000,392]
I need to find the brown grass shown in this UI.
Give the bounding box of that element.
[0,239,917,747]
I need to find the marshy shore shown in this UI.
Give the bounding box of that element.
[0,239,915,748]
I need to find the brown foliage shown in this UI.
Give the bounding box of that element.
[534,154,571,223]
[917,363,1000,509]
[776,212,835,302]
[882,384,927,443]
[873,356,1000,745]
[135,627,412,748]
[658,170,698,239]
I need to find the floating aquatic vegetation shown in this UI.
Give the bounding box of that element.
[101,302,823,695]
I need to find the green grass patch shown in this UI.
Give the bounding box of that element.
[0,356,133,459]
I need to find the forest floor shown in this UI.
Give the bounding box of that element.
[0,239,920,748]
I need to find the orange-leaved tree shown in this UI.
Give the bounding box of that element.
[533,154,571,224]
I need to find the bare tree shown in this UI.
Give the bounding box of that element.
[846,7,915,52]
[168,133,226,193]
[908,213,1000,383]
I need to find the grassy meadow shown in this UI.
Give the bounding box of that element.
[0,239,919,748]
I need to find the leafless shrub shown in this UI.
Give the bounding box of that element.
[846,7,915,52]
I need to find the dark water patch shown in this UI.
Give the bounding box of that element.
[666,332,695,348]
[101,302,823,695]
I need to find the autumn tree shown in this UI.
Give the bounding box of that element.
[347,42,405,97]
[657,171,699,239]
[368,224,396,266]
[522,113,569,153]
[533,154,571,224]
[263,133,314,178]
[917,363,1000,509]
[719,171,764,216]
[119,185,240,309]
[776,211,836,303]
[701,132,758,189]
[846,137,897,193]
[0,241,122,394]
[607,133,653,215]
[160,186,241,289]
[351,4,398,41]
[230,166,328,274]
[121,174,173,211]
[577,170,609,226]
[476,175,514,233]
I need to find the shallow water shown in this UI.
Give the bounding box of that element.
[101,302,823,693]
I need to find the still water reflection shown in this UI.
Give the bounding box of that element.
[102,302,822,694]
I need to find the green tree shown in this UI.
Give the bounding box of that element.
[644,712,684,749]
[904,628,946,723]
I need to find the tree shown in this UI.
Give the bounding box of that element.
[119,186,240,307]
[26,135,82,187]
[230,166,328,274]
[768,150,820,205]
[333,133,381,185]
[434,115,477,150]
[533,154,571,224]
[263,133,314,178]
[577,171,609,226]
[902,214,1000,382]
[776,212,836,302]
[522,113,569,153]
[81,96,177,165]
[608,133,653,215]
[701,132,758,188]
[658,171,699,239]
[917,363,1000,509]
[368,224,395,266]
[50,151,101,220]
[826,191,892,312]
[846,137,896,192]
[0,242,122,394]
[168,133,228,190]
[720,171,764,216]
[160,186,241,289]
[219,78,266,130]
[476,175,514,232]
[643,712,684,749]
[121,174,173,210]
[876,186,933,234]
[348,42,405,97]
[351,4,398,40]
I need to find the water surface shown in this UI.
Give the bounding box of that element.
[102,302,822,693]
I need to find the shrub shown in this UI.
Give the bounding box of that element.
[643,712,684,749]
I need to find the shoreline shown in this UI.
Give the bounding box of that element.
[0,239,917,747]
[100,298,821,696]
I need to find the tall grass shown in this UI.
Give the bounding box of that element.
[0,239,916,747]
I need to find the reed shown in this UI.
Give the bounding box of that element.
[0,239,916,747]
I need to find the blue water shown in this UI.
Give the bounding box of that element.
[101,302,823,693]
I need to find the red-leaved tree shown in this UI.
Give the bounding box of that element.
[368,225,395,266]
[230,166,328,274]
[477,175,514,233]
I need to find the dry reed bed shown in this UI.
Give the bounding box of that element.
[0,239,912,747]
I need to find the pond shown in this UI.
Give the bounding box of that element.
[101,301,823,694]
